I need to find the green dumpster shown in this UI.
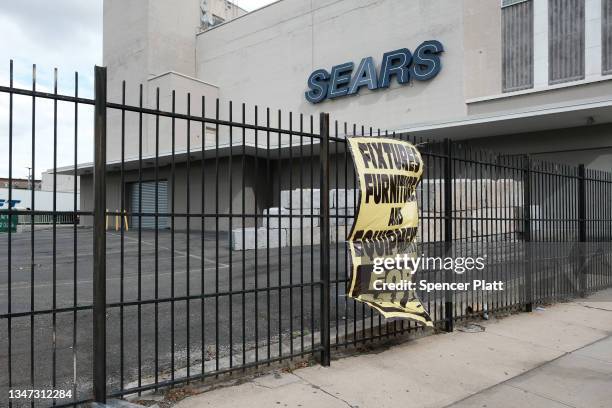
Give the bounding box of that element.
[0,214,17,232]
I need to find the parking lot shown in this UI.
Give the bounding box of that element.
[0,225,360,404]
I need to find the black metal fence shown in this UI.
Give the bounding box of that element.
[0,63,611,407]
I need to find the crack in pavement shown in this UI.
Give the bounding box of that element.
[577,303,612,312]
[292,372,357,408]
[505,383,579,408]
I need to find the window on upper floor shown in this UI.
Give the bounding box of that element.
[548,0,585,84]
[502,0,534,92]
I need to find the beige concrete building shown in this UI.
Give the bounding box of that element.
[192,0,612,168]
[76,0,612,228]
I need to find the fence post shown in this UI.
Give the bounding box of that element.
[578,164,587,297]
[93,65,107,403]
[443,139,454,332]
[319,112,331,366]
[523,156,532,312]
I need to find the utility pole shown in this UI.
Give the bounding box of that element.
[25,166,32,190]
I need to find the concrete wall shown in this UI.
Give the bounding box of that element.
[196,0,468,131]
[463,0,502,99]
[80,157,269,231]
[105,72,221,162]
[466,123,612,171]
[104,0,219,162]
[41,172,80,193]
[467,81,612,117]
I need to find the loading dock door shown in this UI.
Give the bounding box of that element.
[130,181,168,229]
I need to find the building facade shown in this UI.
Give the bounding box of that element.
[0,178,41,191]
[76,0,612,229]
[41,172,80,193]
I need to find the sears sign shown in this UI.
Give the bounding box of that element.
[305,40,443,104]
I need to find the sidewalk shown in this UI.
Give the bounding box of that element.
[175,290,612,408]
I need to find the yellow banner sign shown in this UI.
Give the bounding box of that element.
[346,137,433,327]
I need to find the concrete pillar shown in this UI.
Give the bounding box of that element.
[585,0,603,78]
[533,0,549,87]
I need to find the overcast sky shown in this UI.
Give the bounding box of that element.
[0,0,276,180]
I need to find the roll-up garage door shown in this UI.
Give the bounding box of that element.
[130,181,168,229]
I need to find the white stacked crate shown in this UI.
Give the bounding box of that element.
[232,179,535,250]
[231,188,357,250]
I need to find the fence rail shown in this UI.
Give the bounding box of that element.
[13,214,78,225]
[0,62,611,407]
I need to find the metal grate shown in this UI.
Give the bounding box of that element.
[603,0,612,74]
[548,0,585,84]
[502,0,534,92]
[130,181,168,229]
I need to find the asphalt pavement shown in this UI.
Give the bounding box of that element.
[0,226,355,406]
